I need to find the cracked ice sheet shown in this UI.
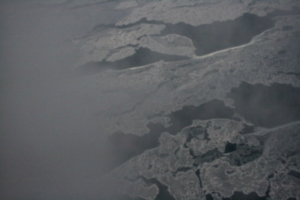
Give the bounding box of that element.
[110,120,300,199]
[31,1,300,199]
[184,119,245,156]
[73,0,300,66]
[73,25,196,64]
[94,14,300,136]
[201,121,300,199]
[116,0,300,26]
[108,120,245,194]
[73,23,166,64]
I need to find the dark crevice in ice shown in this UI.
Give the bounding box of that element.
[189,148,197,159]
[81,47,190,72]
[288,170,300,179]
[222,191,268,200]
[287,198,297,200]
[206,194,214,200]
[195,169,203,188]
[266,182,273,200]
[108,100,234,169]
[193,149,223,166]
[139,177,175,200]
[224,142,237,153]
[267,173,274,180]
[265,181,271,198]
[175,167,192,173]
[159,13,274,56]
[227,144,263,166]
[227,82,300,128]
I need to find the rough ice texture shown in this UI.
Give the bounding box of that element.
[116,0,299,26]
[110,121,300,199]
[185,120,244,156]
[93,14,300,136]
[73,23,166,64]
[73,0,300,199]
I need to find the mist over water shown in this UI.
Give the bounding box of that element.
[228,82,300,128]
[0,1,123,199]
[160,13,274,56]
